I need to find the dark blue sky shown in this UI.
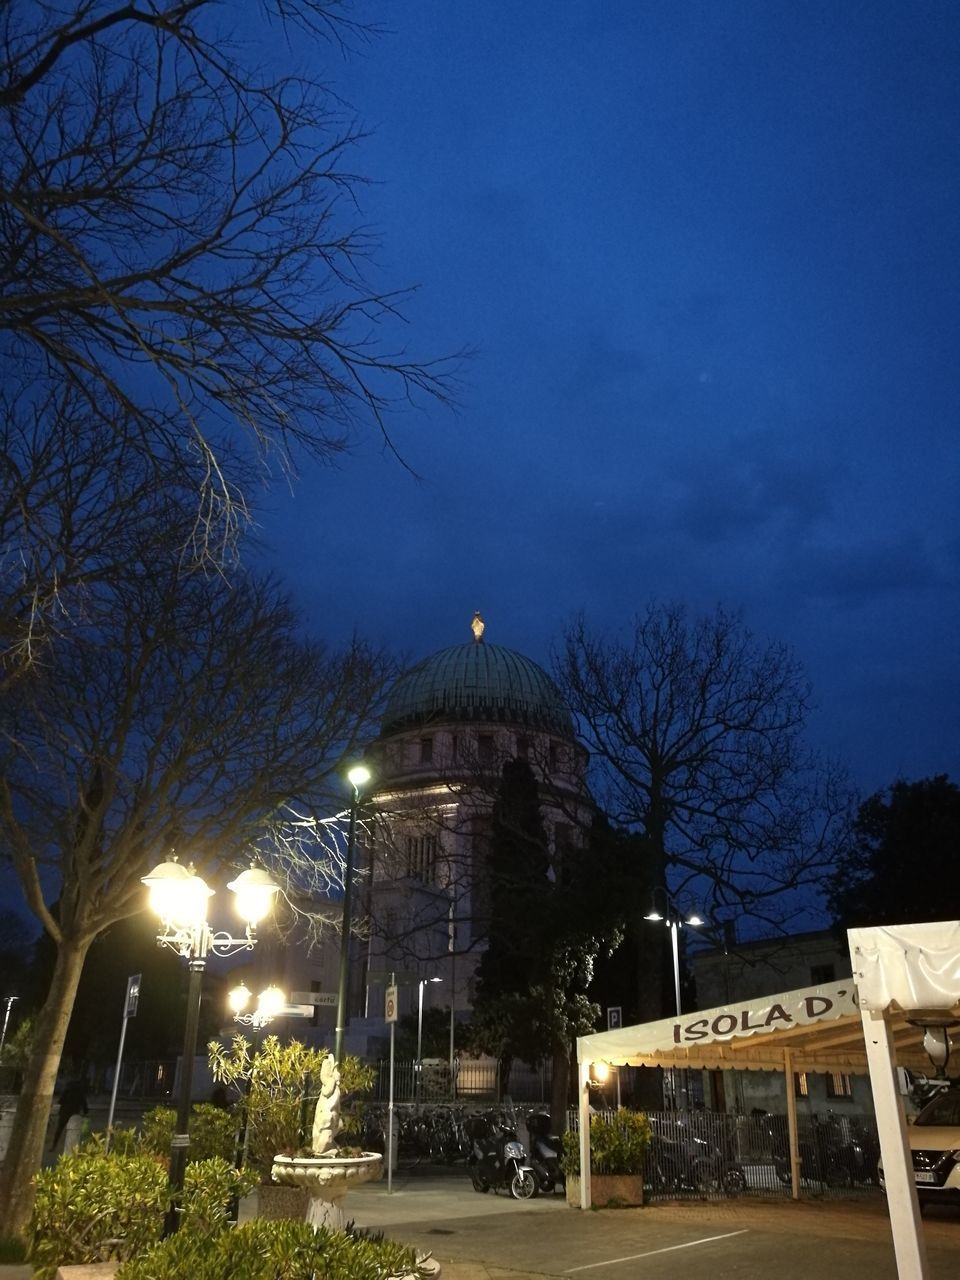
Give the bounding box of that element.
[257,1,958,797]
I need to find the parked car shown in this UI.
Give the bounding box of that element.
[879,1083,960,1205]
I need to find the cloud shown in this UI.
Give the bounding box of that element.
[781,534,948,604]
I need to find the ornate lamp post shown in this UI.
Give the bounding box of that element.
[334,763,372,1063]
[142,857,279,1233]
[229,982,286,1030]
[228,982,287,1168]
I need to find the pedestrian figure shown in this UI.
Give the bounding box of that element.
[50,1078,88,1151]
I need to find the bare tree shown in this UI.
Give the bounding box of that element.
[1,383,254,686]
[0,1,458,659]
[555,603,855,934]
[0,545,393,1234]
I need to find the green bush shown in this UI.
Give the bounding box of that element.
[207,1035,375,1178]
[181,1157,258,1239]
[28,1145,257,1278]
[139,1103,235,1164]
[116,1217,433,1280]
[28,1149,168,1279]
[561,1110,652,1176]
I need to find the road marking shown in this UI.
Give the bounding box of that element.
[562,1229,749,1272]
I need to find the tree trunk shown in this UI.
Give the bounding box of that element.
[0,934,91,1237]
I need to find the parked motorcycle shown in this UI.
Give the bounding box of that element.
[467,1112,539,1200]
[526,1110,565,1194]
[768,1113,869,1188]
[649,1116,747,1195]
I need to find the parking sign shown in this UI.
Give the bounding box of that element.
[606,1005,622,1030]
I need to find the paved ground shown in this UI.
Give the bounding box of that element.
[347,1175,960,1280]
[2,1177,958,1277]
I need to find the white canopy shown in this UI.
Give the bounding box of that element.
[577,974,957,1076]
[574,920,960,1280]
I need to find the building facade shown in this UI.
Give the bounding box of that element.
[258,614,592,1061]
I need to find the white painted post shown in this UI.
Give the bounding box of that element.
[783,1047,801,1200]
[577,1054,592,1210]
[860,1006,929,1280]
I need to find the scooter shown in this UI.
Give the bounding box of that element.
[526,1110,565,1194]
[467,1112,539,1200]
[768,1114,862,1188]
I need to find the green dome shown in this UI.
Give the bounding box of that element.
[381,640,573,738]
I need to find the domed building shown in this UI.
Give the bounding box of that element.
[346,615,591,1060]
[257,616,592,1069]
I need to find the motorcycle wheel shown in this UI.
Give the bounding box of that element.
[471,1172,490,1193]
[692,1158,721,1194]
[723,1168,748,1196]
[824,1160,854,1189]
[510,1169,538,1200]
[774,1157,792,1185]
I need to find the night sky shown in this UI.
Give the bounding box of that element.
[252,1,959,799]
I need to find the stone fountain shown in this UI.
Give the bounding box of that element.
[270,1053,382,1231]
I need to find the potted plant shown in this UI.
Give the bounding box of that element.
[562,1111,652,1208]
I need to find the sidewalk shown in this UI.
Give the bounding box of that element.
[3,1179,959,1279]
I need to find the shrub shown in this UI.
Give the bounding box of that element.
[116,1217,433,1280]
[207,1035,375,1178]
[139,1103,235,1164]
[28,1149,168,1279]
[561,1110,652,1176]
[28,1145,256,1278]
[181,1157,258,1239]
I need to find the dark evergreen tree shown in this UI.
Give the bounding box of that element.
[829,775,960,930]
[470,761,626,1127]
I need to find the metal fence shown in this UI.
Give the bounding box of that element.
[569,1108,882,1202]
[372,1058,550,1104]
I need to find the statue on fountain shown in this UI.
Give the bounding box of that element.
[311,1053,341,1155]
[271,1053,382,1232]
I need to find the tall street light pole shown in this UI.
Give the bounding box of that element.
[142,858,279,1234]
[0,995,18,1056]
[334,763,372,1064]
[644,887,703,1108]
[416,976,442,1105]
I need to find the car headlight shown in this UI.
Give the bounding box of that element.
[504,1141,524,1159]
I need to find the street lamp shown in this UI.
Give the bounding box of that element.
[416,976,443,1104]
[334,763,372,1063]
[644,887,702,1110]
[142,856,279,1233]
[229,982,286,1030]
[0,995,18,1056]
[228,982,287,1168]
[643,887,703,1019]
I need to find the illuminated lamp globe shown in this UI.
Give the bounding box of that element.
[142,859,213,928]
[229,982,252,1015]
[227,866,280,926]
[258,985,286,1019]
[593,1061,610,1083]
[347,763,372,790]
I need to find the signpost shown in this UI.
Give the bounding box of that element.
[385,980,398,1193]
[606,1007,623,1108]
[106,974,141,1150]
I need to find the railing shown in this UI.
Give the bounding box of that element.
[569,1108,882,1202]
[372,1058,550,1104]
